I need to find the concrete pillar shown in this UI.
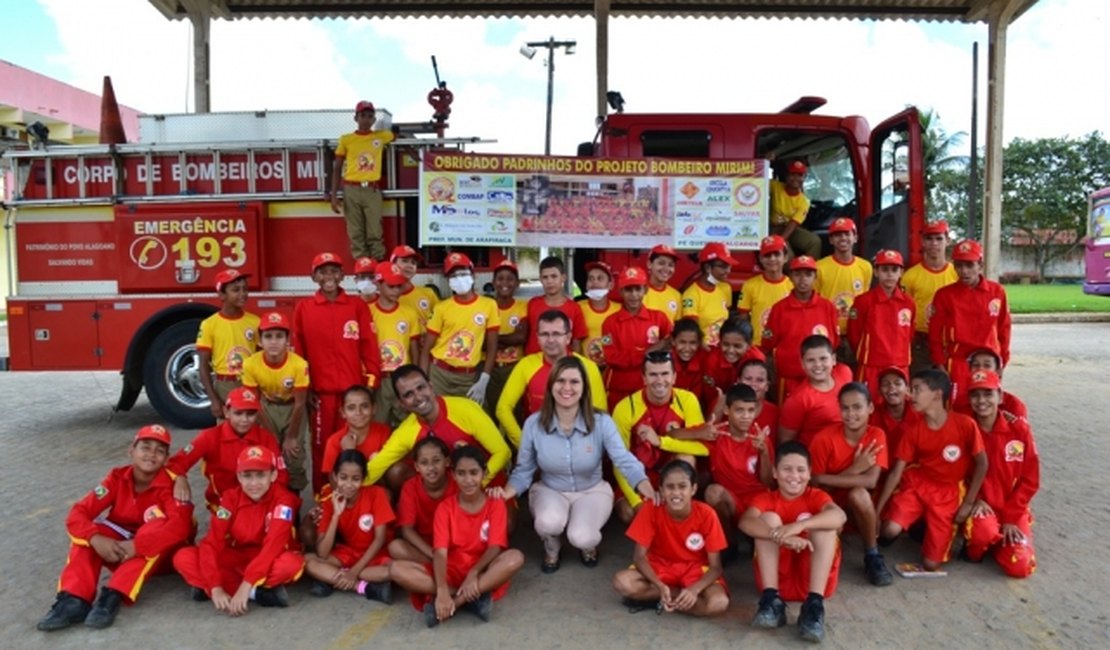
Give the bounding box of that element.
[595,0,610,119]
[189,6,211,113]
[982,0,1021,280]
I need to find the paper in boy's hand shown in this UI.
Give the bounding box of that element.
[895,562,948,578]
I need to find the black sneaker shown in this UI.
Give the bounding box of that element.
[865,553,894,587]
[364,581,392,605]
[423,601,440,628]
[190,587,210,602]
[798,597,826,643]
[309,580,334,598]
[36,592,91,632]
[465,592,492,622]
[621,596,661,613]
[254,585,289,608]
[84,588,124,629]
[751,592,787,629]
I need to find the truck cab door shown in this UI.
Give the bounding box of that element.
[865,108,925,263]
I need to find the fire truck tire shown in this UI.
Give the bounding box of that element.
[143,319,215,430]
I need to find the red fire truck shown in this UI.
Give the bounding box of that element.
[1,96,923,429]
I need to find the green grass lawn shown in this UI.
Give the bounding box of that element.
[1004,283,1110,313]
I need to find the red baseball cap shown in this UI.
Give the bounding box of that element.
[225,386,261,412]
[922,220,950,236]
[698,242,738,266]
[237,446,277,473]
[355,100,375,115]
[649,244,679,261]
[443,252,473,275]
[215,269,249,292]
[828,217,856,234]
[789,255,818,272]
[258,311,291,332]
[311,251,344,272]
[874,249,905,267]
[585,260,613,279]
[759,235,787,256]
[877,366,909,384]
[493,260,519,277]
[967,370,1003,392]
[134,424,171,446]
[617,266,648,289]
[353,256,376,275]
[787,160,808,175]
[966,346,1003,368]
[951,239,984,262]
[390,245,423,263]
[375,260,407,286]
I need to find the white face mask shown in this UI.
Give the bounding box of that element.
[704,273,719,286]
[355,279,377,295]
[448,274,474,295]
[585,288,609,301]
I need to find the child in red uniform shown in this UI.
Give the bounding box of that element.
[292,251,382,496]
[389,447,524,627]
[305,450,395,602]
[197,269,260,419]
[318,385,391,495]
[876,369,988,572]
[761,255,840,401]
[168,386,288,513]
[524,255,588,354]
[174,446,305,614]
[870,366,919,454]
[241,311,310,494]
[672,320,715,415]
[37,425,194,632]
[808,383,893,586]
[703,385,774,550]
[848,249,915,402]
[962,371,1038,578]
[928,239,1012,410]
[778,335,852,446]
[421,252,500,404]
[704,318,766,403]
[953,347,1028,418]
[601,266,674,409]
[613,460,730,617]
[739,359,779,434]
[388,438,458,563]
[740,441,846,643]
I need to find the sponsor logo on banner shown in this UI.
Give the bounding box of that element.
[462,208,482,217]
[488,207,514,219]
[457,192,486,201]
[734,181,761,206]
[431,204,457,215]
[683,225,697,235]
[459,176,484,188]
[489,176,514,188]
[487,190,514,202]
[706,226,732,237]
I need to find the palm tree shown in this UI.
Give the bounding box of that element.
[918,108,969,194]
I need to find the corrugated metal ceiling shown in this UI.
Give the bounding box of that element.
[146,0,1040,23]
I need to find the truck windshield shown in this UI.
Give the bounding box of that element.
[640,130,712,158]
[757,130,857,234]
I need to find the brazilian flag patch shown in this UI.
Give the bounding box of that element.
[216,507,231,520]
[93,485,108,498]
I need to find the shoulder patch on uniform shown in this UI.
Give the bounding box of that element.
[216,506,232,520]
[93,485,108,498]
[682,298,695,309]
[183,443,194,454]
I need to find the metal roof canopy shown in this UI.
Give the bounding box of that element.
[147,0,1042,279]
